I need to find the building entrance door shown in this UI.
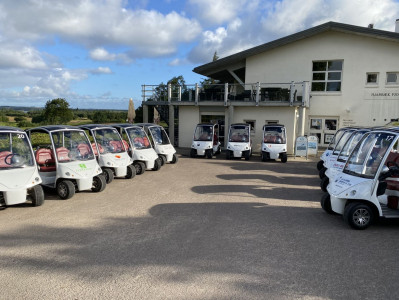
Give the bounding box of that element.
[309,117,338,146]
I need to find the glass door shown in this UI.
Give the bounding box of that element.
[309,117,338,146]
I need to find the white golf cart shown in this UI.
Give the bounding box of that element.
[112,124,162,175]
[226,123,252,160]
[0,126,44,207]
[79,124,135,183]
[261,124,287,163]
[323,128,399,229]
[317,127,348,171]
[26,125,106,200]
[135,123,178,165]
[320,128,370,192]
[190,123,221,158]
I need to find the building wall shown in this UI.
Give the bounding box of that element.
[178,106,200,147]
[232,106,297,154]
[246,31,399,130]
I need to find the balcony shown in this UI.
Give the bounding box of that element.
[142,81,310,107]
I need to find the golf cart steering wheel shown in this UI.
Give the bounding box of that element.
[4,153,20,165]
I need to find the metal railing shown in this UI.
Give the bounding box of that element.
[142,81,310,107]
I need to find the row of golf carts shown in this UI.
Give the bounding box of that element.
[317,126,399,229]
[0,123,177,208]
[190,123,288,162]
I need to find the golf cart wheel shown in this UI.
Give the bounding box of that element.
[29,185,45,207]
[317,160,324,171]
[261,152,267,162]
[226,150,231,160]
[344,202,374,230]
[244,151,250,161]
[56,180,75,200]
[206,150,213,159]
[171,153,178,164]
[216,146,221,155]
[159,155,166,166]
[92,175,106,193]
[125,164,136,179]
[319,167,327,179]
[152,158,161,171]
[134,162,146,175]
[320,176,329,192]
[190,149,197,158]
[281,153,287,163]
[320,193,333,214]
[103,168,114,184]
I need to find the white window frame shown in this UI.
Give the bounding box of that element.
[366,72,379,85]
[311,60,343,92]
[244,120,256,134]
[386,72,399,85]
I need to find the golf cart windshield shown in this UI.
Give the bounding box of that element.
[229,125,250,142]
[126,127,151,149]
[337,130,368,162]
[149,126,170,145]
[0,132,34,169]
[263,127,286,144]
[332,129,356,155]
[327,129,346,150]
[51,130,95,162]
[194,125,213,141]
[94,128,126,154]
[344,132,396,179]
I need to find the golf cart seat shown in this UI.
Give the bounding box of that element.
[56,147,71,162]
[143,137,150,147]
[109,140,123,152]
[77,143,91,156]
[264,135,276,143]
[0,151,12,168]
[36,148,56,172]
[91,143,104,156]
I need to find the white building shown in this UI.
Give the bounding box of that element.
[142,21,399,154]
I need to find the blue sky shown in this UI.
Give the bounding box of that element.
[1,0,399,110]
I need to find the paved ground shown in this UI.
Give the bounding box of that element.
[1,152,399,299]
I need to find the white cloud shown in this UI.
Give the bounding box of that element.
[90,67,113,75]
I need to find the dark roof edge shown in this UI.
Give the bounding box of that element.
[193,21,399,75]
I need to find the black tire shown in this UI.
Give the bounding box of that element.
[125,164,136,179]
[134,161,146,175]
[206,149,213,159]
[159,155,166,166]
[343,202,374,230]
[29,185,45,207]
[190,149,197,158]
[261,152,268,162]
[320,176,329,192]
[171,153,178,164]
[319,167,327,179]
[103,168,114,184]
[226,150,231,160]
[216,146,221,155]
[56,180,75,200]
[244,150,250,161]
[317,160,324,171]
[320,193,333,214]
[152,158,161,171]
[281,153,287,163]
[92,175,106,193]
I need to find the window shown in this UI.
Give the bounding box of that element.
[387,72,399,84]
[366,73,378,84]
[311,60,343,92]
[244,120,256,133]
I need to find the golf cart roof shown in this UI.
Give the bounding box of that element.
[231,123,250,127]
[196,123,217,127]
[263,124,285,129]
[112,123,143,130]
[134,123,161,128]
[78,124,117,131]
[26,125,81,134]
[0,126,24,132]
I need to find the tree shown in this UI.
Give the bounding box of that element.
[43,98,74,124]
[213,51,219,61]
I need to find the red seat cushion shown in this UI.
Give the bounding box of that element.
[0,151,12,168]
[36,148,56,172]
[77,143,91,156]
[56,147,70,162]
[109,140,123,152]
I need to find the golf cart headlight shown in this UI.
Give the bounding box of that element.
[245,147,248,150]
[98,167,102,172]
[35,177,40,182]
[65,172,70,176]
[350,190,357,196]
[140,156,144,159]
[107,162,111,166]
